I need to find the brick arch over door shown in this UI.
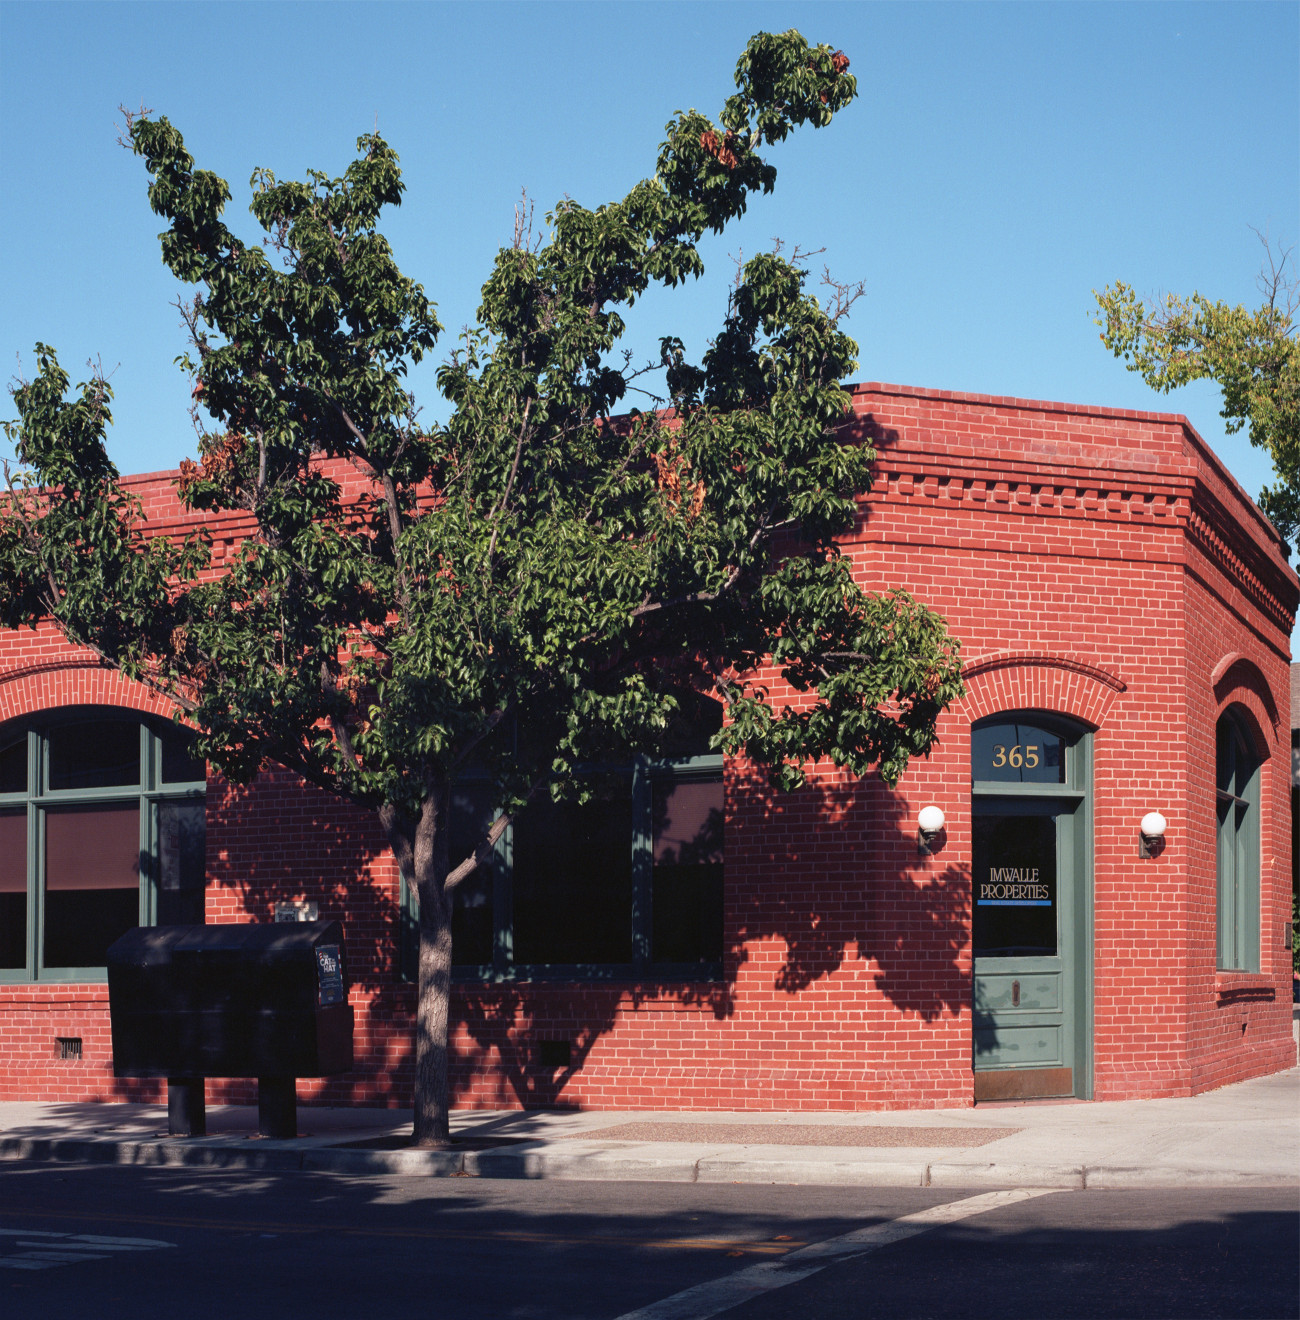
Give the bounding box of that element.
[0,659,174,727]
[959,652,1128,728]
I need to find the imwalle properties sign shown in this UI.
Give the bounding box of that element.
[981,867,1052,905]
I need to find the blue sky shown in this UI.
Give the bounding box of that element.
[2,1,1296,524]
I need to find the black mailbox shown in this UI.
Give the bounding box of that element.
[107,921,353,1139]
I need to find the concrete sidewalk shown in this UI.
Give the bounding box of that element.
[1,1067,1296,1190]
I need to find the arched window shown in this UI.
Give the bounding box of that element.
[0,708,205,980]
[1215,709,1260,972]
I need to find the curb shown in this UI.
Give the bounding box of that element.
[2,1135,1295,1189]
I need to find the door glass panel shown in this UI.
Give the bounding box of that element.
[651,776,723,964]
[971,721,1065,784]
[0,810,26,968]
[512,776,633,964]
[972,814,1057,957]
[43,804,140,967]
[48,720,140,790]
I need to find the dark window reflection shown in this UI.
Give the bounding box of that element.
[512,778,633,965]
[157,800,206,925]
[0,810,26,969]
[972,813,1057,957]
[652,777,723,963]
[48,720,140,791]
[44,804,140,967]
[0,735,26,794]
[160,724,206,785]
[971,722,1065,784]
[450,785,495,966]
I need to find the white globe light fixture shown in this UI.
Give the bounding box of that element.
[917,805,946,855]
[1139,810,1168,858]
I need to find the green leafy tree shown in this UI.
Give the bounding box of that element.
[2,31,964,1145]
[1094,236,1299,552]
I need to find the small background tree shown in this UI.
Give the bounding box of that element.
[2,31,963,1145]
[1095,233,1299,553]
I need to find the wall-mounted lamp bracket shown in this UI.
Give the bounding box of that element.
[1138,810,1167,859]
[917,805,946,856]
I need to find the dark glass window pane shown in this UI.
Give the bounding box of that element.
[971,722,1065,784]
[1216,795,1235,963]
[1216,719,1236,794]
[157,800,206,926]
[972,814,1057,957]
[652,777,723,964]
[43,804,140,967]
[160,724,206,785]
[512,779,633,965]
[0,810,26,969]
[48,719,140,791]
[450,785,495,966]
[0,733,26,794]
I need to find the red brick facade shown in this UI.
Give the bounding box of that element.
[2,383,1295,1109]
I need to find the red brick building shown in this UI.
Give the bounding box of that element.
[2,383,1295,1109]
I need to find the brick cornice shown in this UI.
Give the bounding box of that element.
[1184,485,1299,632]
[858,458,1192,529]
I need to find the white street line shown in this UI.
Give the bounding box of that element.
[0,1227,175,1272]
[67,1234,175,1249]
[614,1188,1067,1320]
[6,1251,111,1263]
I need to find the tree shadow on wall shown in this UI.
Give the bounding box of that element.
[451,979,734,1110]
[725,760,970,1023]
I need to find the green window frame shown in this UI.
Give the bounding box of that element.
[400,752,725,982]
[1216,710,1261,972]
[0,706,206,983]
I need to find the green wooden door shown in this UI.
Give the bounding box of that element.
[971,716,1091,1101]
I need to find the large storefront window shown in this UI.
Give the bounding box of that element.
[402,755,724,980]
[1216,710,1260,972]
[0,708,206,980]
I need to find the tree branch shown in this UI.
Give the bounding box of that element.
[486,396,533,565]
[444,774,549,891]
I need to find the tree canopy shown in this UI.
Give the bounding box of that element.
[2,31,964,1143]
[1094,236,1299,554]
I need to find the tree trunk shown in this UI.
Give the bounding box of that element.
[413,874,454,1146]
[380,788,455,1148]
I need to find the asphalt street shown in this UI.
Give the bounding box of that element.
[0,1161,1295,1320]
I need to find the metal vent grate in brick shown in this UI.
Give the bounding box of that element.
[55,1037,82,1061]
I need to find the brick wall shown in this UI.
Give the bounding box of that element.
[1,383,1294,1109]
